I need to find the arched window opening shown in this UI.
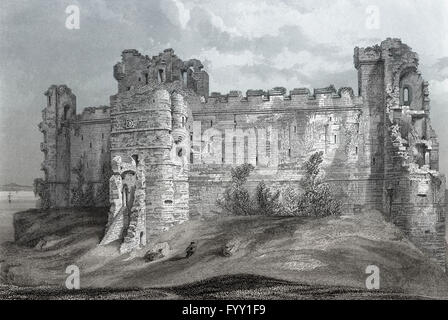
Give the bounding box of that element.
[63,105,70,120]
[132,154,139,166]
[403,86,412,106]
[122,185,129,208]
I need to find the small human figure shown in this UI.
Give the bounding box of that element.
[185,241,197,258]
[7,192,11,203]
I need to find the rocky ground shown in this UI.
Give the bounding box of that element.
[1,207,448,299]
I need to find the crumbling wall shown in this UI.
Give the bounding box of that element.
[39,85,76,207]
[114,48,209,98]
[100,155,146,253]
[356,38,447,270]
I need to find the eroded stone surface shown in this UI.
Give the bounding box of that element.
[38,39,446,269]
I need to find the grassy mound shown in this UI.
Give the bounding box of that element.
[1,207,447,299]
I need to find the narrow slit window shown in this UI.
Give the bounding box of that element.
[182,71,187,86]
[244,136,249,163]
[233,137,237,164]
[132,154,139,166]
[158,70,164,83]
[403,86,411,106]
[334,135,337,144]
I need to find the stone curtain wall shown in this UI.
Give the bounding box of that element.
[39,42,446,266]
[189,87,373,216]
[69,106,111,206]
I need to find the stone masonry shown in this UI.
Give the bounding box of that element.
[38,39,446,269]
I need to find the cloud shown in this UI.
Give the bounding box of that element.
[0,0,447,184]
[160,0,191,29]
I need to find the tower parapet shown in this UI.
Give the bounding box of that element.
[113,48,209,98]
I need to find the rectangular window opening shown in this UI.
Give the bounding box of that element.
[158,70,164,83]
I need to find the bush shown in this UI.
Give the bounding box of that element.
[218,163,256,216]
[217,152,341,218]
[218,164,282,216]
[294,151,341,217]
[256,181,281,216]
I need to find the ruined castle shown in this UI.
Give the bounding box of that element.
[38,39,446,269]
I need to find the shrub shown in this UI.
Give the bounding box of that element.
[295,151,341,217]
[218,163,256,216]
[218,152,342,218]
[256,181,281,216]
[218,164,282,216]
[281,186,300,216]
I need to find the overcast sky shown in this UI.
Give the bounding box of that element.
[0,0,447,185]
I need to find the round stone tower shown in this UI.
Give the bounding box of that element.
[171,92,190,224]
[145,89,177,237]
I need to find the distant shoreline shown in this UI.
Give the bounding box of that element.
[0,184,33,192]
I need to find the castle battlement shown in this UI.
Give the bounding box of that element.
[37,40,447,270]
[197,85,362,112]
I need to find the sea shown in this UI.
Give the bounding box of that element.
[0,191,37,244]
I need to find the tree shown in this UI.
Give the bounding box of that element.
[296,151,341,217]
[256,181,281,216]
[218,163,256,216]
